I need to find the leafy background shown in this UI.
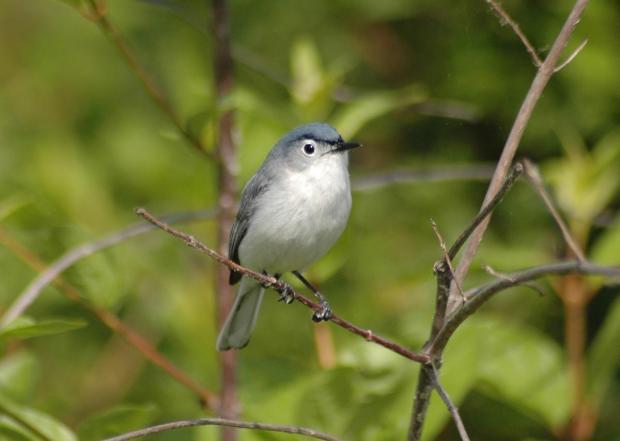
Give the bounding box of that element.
[0,0,619,440]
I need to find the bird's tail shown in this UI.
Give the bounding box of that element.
[216,277,264,351]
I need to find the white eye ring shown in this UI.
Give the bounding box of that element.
[301,141,316,156]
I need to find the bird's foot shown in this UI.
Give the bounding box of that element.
[312,299,332,322]
[277,283,295,304]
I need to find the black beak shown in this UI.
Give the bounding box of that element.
[333,141,362,153]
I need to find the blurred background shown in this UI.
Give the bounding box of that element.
[0,0,619,440]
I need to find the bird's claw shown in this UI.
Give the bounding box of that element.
[277,284,295,304]
[312,301,332,322]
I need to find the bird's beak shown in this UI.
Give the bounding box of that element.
[332,141,362,153]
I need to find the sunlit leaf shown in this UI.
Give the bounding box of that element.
[587,296,620,408]
[474,317,570,427]
[290,37,348,120]
[0,352,39,402]
[0,392,77,441]
[0,195,29,222]
[331,84,427,139]
[591,214,620,266]
[546,129,620,229]
[0,317,87,341]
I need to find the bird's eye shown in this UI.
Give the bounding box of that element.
[302,142,316,156]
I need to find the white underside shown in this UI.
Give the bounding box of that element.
[239,155,351,274]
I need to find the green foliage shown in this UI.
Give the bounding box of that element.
[545,129,620,234]
[0,393,77,441]
[0,0,619,440]
[0,317,87,342]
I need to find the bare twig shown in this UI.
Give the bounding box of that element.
[522,159,586,262]
[426,363,471,441]
[431,220,465,301]
[407,164,523,441]
[102,417,344,441]
[449,0,591,313]
[411,100,482,122]
[0,226,218,409]
[135,208,430,364]
[554,38,588,73]
[83,0,211,158]
[485,0,542,67]
[482,263,546,297]
[0,210,214,328]
[429,260,620,356]
[351,164,494,192]
[447,162,523,261]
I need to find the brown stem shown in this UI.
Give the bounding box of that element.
[448,0,591,314]
[211,0,239,438]
[135,208,430,364]
[85,0,210,158]
[563,277,586,433]
[0,227,218,409]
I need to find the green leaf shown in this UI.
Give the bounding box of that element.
[474,317,570,427]
[591,214,620,266]
[0,317,87,341]
[587,296,620,408]
[331,84,427,139]
[546,129,620,228]
[0,392,77,441]
[0,195,29,222]
[0,352,39,402]
[78,403,159,441]
[290,37,348,120]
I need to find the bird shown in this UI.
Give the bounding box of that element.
[216,122,361,351]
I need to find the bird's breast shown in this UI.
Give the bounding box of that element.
[239,160,351,273]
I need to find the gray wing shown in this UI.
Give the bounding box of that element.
[228,174,269,285]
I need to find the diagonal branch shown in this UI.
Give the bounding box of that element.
[428,260,620,356]
[522,159,586,261]
[485,0,542,67]
[0,226,218,409]
[351,164,495,192]
[449,0,591,314]
[102,417,343,441]
[135,208,430,364]
[447,162,523,261]
[0,210,214,328]
[426,363,471,441]
[83,0,212,158]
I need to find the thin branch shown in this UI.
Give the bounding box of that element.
[83,0,211,158]
[523,159,586,261]
[407,370,434,441]
[485,0,542,67]
[449,0,591,313]
[0,226,218,409]
[447,162,523,261]
[135,208,430,364]
[482,263,546,297]
[102,417,343,441]
[554,38,588,73]
[431,220,464,301]
[426,364,471,441]
[0,210,214,328]
[429,260,620,356]
[351,164,494,192]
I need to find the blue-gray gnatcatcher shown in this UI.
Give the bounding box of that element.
[216,122,361,351]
